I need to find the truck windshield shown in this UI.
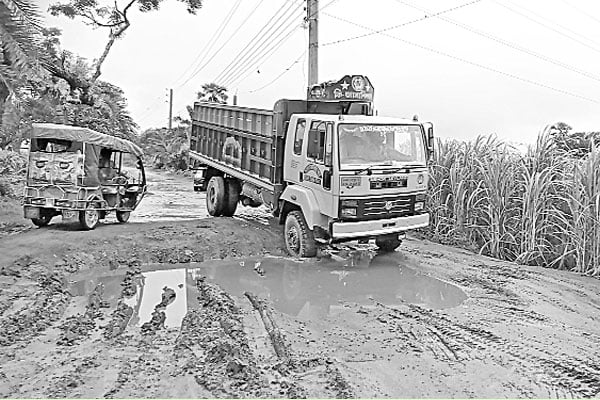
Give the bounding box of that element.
[338,124,426,169]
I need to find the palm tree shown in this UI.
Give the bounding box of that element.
[196,83,228,104]
[0,0,44,146]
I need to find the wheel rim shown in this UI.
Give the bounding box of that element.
[287,226,300,254]
[208,186,216,207]
[85,208,98,227]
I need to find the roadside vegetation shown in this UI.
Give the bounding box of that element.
[427,124,600,277]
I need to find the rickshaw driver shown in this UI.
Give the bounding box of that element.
[98,148,129,184]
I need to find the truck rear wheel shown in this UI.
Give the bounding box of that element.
[284,210,317,258]
[375,234,402,252]
[222,178,240,217]
[206,176,226,216]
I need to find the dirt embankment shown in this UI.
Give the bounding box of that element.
[1,169,599,398]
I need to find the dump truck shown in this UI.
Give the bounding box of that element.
[189,75,434,257]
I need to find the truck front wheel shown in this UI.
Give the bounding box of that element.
[375,234,402,252]
[284,210,317,258]
[206,176,226,216]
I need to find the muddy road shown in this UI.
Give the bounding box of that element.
[1,169,599,398]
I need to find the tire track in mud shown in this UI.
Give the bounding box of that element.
[377,302,600,397]
[244,290,356,398]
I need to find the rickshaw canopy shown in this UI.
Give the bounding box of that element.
[31,123,144,158]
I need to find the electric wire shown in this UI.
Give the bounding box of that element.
[322,0,482,47]
[248,50,306,93]
[325,12,600,104]
[557,0,600,26]
[225,26,303,89]
[491,0,600,54]
[213,0,300,84]
[170,0,243,87]
[175,0,266,89]
[224,0,337,90]
[394,0,600,83]
[217,1,304,86]
[221,14,304,88]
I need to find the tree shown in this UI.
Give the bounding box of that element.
[12,42,138,144]
[139,125,188,169]
[550,122,600,159]
[196,82,228,104]
[0,0,47,145]
[48,0,203,95]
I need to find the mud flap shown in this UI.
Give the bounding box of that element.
[61,210,78,221]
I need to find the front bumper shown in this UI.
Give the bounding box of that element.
[331,213,429,240]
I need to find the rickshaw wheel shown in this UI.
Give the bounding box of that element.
[79,203,100,230]
[116,211,130,223]
[31,214,51,227]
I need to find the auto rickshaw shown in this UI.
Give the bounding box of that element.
[22,123,147,230]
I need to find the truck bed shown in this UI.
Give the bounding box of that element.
[190,102,284,190]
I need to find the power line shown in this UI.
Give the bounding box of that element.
[393,0,600,83]
[557,0,600,27]
[225,0,335,90]
[175,0,266,89]
[170,0,243,88]
[248,51,306,93]
[213,0,300,84]
[322,0,483,47]
[226,26,303,89]
[218,1,304,86]
[325,13,600,104]
[491,0,600,54]
[222,14,303,88]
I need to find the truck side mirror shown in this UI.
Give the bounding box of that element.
[427,126,434,153]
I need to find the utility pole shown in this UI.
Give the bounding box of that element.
[168,88,173,130]
[307,0,318,88]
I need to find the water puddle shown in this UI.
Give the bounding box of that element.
[68,253,466,328]
[187,254,467,319]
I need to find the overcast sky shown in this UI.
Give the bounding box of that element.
[38,0,600,143]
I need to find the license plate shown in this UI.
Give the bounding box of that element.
[62,210,77,220]
[24,207,40,219]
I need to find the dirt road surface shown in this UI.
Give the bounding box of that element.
[1,170,599,398]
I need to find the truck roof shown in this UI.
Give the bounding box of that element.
[291,114,422,125]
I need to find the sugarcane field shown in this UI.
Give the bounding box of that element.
[1,0,600,398]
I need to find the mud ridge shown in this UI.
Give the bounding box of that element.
[0,270,70,345]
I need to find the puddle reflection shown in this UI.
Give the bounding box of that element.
[189,254,467,320]
[68,253,467,327]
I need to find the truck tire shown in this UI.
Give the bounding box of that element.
[284,210,317,258]
[222,178,240,217]
[206,176,226,216]
[375,234,402,252]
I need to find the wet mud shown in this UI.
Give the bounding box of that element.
[1,169,600,398]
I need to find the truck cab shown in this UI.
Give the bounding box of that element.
[279,113,431,256]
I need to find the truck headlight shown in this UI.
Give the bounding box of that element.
[341,208,357,217]
[417,174,424,185]
[414,202,425,211]
[341,199,358,207]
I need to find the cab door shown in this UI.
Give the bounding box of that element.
[298,120,336,217]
